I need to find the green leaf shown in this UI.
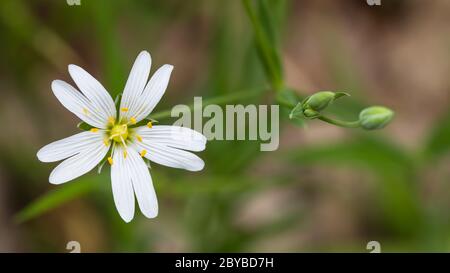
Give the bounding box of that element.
[289,102,303,120]
[148,88,264,121]
[14,176,101,224]
[242,0,284,91]
[288,101,307,127]
[257,0,278,45]
[114,93,122,108]
[276,88,299,108]
[77,121,94,131]
[89,0,126,95]
[334,91,351,100]
[277,88,305,127]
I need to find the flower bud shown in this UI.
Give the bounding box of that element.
[302,91,349,112]
[303,108,320,118]
[359,106,394,130]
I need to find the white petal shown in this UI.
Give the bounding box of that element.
[49,136,110,184]
[51,80,110,128]
[135,125,207,152]
[135,141,205,171]
[37,131,106,162]
[68,64,116,120]
[123,64,173,123]
[127,147,158,219]
[120,51,151,120]
[111,146,135,223]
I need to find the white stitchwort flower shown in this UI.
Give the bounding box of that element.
[37,51,207,222]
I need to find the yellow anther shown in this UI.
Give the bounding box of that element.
[90,128,99,133]
[83,108,89,115]
[103,138,109,146]
[108,116,115,124]
[140,150,147,157]
[147,121,153,128]
[136,134,143,142]
[121,107,129,112]
[123,150,128,158]
[130,117,137,125]
[107,157,113,165]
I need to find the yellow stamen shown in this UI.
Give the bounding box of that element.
[136,134,143,142]
[83,108,89,115]
[140,150,147,157]
[147,121,153,128]
[130,117,137,125]
[121,107,129,112]
[108,116,115,124]
[120,136,128,150]
[123,150,128,158]
[110,124,128,143]
[107,157,113,165]
[90,128,99,133]
[103,138,109,146]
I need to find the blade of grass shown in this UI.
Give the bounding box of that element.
[89,0,126,95]
[0,0,80,69]
[242,0,284,91]
[149,87,265,120]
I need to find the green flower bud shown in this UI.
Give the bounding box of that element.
[303,108,320,118]
[302,91,349,112]
[359,106,394,130]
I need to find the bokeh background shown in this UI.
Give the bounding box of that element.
[1,0,450,252]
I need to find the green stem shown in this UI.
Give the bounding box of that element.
[276,97,296,109]
[150,88,264,120]
[242,0,284,92]
[318,115,361,128]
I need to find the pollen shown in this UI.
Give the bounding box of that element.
[90,128,99,133]
[121,107,129,112]
[123,150,128,158]
[147,121,153,128]
[107,157,113,165]
[136,134,143,142]
[83,108,89,115]
[140,150,147,157]
[130,117,137,125]
[108,116,115,124]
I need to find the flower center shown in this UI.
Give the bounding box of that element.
[110,124,128,143]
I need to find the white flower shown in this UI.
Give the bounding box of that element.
[37,51,207,222]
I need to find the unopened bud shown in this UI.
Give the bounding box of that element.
[303,108,320,118]
[359,106,394,130]
[302,91,349,112]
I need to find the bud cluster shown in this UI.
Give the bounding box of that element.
[289,91,394,130]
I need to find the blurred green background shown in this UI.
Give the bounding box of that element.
[0,0,450,252]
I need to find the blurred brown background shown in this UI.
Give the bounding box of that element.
[0,0,449,252]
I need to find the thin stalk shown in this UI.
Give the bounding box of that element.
[150,88,265,120]
[318,115,361,128]
[242,0,284,92]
